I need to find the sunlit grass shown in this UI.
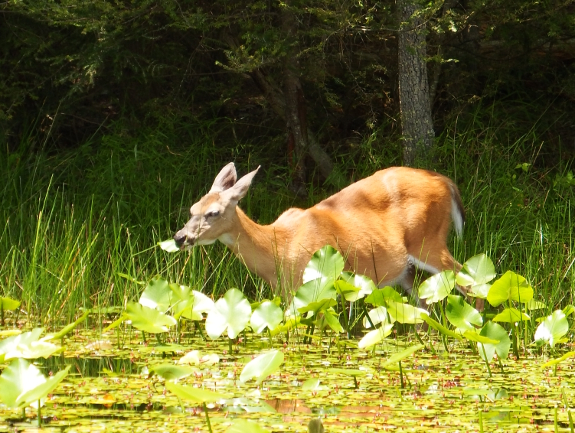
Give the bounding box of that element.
[0,107,573,331]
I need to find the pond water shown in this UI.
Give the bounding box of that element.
[1,329,573,432]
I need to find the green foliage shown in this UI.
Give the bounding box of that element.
[139,276,173,312]
[487,271,534,307]
[0,328,62,362]
[205,289,252,340]
[228,420,271,433]
[0,358,70,409]
[301,245,345,294]
[358,323,394,349]
[419,270,455,304]
[239,350,284,384]
[125,302,177,334]
[534,310,569,348]
[165,382,228,403]
[477,321,511,362]
[381,344,425,369]
[456,254,496,298]
[445,295,483,331]
[250,301,284,334]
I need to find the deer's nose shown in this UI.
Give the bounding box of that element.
[173,232,187,247]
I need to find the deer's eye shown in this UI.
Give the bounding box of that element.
[205,210,220,218]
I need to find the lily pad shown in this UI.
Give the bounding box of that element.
[165,381,228,403]
[0,358,69,408]
[240,350,284,384]
[125,302,177,333]
[456,254,496,287]
[205,288,251,339]
[250,301,284,333]
[446,295,483,331]
[0,328,62,361]
[139,276,173,312]
[534,310,568,348]
[492,307,530,323]
[419,270,455,304]
[487,270,533,306]
[477,321,511,361]
[358,323,394,349]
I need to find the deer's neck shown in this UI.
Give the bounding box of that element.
[219,207,289,288]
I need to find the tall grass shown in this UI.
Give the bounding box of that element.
[1,104,573,326]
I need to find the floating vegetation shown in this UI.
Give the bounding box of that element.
[1,249,575,432]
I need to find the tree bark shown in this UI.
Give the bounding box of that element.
[397,0,435,166]
[244,5,347,190]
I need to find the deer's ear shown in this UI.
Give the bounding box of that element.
[209,163,237,193]
[224,166,260,202]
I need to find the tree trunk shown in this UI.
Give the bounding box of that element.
[244,5,347,190]
[397,0,435,166]
[283,51,308,189]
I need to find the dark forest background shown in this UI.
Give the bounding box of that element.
[2,0,574,173]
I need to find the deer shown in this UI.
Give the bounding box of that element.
[173,163,470,304]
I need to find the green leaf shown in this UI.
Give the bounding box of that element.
[0,358,46,408]
[298,298,336,315]
[364,286,404,306]
[149,364,196,380]
[525,298,546,311]
[330,368,366,377]
[386,300,426,324]
[534,310,568,348]
[17,366,70,407]
[492,307,530,323]
[418,270,455,304]
[240,350,284,384]
[102,314,128,333]
[184,290,215,321]
[445,295,483,331]
[381,344,424,368]
[462,330,499,345]
[125,302,177,334]
[541,351,575,368]
[0,359,69,408]
[334,279,360,302]
[455,254,496,287]
[228,419,271,433]
[139,276,173,312]
[562,305,575,317]
[358,323,394,349]
[178,350,219,366]
[205,289,251,339]
[487,271,533,307]
[301,378,322,391]
[363,306,390,328]
[290,277,337,316]
[337,272,376,301]
[47,310,90,341]
[159,238,180,253]
[270,316,300,337]
[302,245,345,284]
[478,321,511,362]
[250,301,283,333]
[0,297,20,310]
[165,382,228,403]
[420,315,463,340]
[468,283,491,299]
[0,328,62,361]
[318,309,344,333]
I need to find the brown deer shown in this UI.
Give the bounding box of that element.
[174,163,467,300]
